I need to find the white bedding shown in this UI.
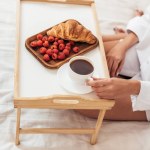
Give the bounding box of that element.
[0,0,150,149]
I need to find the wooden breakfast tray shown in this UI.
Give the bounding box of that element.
[14,0,115,146]
[25,19,99,69]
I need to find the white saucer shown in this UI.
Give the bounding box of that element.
[57,63,93,94]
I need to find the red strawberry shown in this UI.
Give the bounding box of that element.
[73,46,79,53]
[43,54,50,61]
[37,34,43,40]
[48,36,55,42]
[37,40,43,47]
[58,52,65,60]
[52,53,58,60]
[40,47,47,54]
[30,41,37,47]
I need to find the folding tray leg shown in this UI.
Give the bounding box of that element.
[90,109,106,145]
[16,108,21,145]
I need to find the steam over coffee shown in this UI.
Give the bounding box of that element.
[70,59,94,75]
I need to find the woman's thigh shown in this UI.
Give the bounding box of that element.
[102,33,126,42]
[104,96,147,121]
[76,96,147,121]
[103,40,118,54]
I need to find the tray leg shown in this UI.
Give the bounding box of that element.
[16,108,21,145]
[90,109,106,145]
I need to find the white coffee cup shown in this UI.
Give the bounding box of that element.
[68,56,94,85]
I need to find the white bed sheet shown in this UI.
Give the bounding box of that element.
[0,0,150,150]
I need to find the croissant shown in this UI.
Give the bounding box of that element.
[47,19,96,44]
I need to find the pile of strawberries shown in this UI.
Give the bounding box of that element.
[30,34,79,62]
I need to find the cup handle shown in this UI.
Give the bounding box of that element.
[85,77,93,86]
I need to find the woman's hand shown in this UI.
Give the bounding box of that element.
[106,42,126,77]
[106,32,139,77]
[87,78,140,100]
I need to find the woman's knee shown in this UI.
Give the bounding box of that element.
[75,109,99,119]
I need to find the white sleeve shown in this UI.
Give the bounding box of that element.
[131,81,150,111]
[126,15,150,42]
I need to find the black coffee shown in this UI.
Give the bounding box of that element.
[70,59,94,75]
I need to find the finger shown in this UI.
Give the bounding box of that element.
[87,80,102,87]
[86,80,97,87]
[96,92,114,100]
[92,77,100,80]
[107,57,114,72]
[96,92,111,99]
[92,86,107,93]
[107,57,113,72]
[117,59,125,75]
[111,60,120,77]
[113,27,126,34]
[88,78,111,87]
[92,77,104,80]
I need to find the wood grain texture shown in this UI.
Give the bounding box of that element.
[14,95,115,109]
[91,3,110,78]
[20,128,95,134]
[15,108,21,145]
[14,0,115,145]
[14,0,21,98]
[90,110,106,144]
[21,0,94,5]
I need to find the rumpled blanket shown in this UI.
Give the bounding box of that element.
[0,0,150,149]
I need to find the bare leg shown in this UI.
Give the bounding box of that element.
[103,40,119,54]
[104,96,147,121]
[102,33,127,54]
[76,96,147,121]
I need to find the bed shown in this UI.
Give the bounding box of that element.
[0,0,150,149]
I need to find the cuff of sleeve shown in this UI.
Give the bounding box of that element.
[130,81,150,111]
[126,16,148,42]
[146,110,150,121]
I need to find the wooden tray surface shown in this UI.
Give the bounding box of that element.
[25,20,99,69]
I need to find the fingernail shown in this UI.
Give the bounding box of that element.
[116,72,120,76]
[86,77,93,86]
